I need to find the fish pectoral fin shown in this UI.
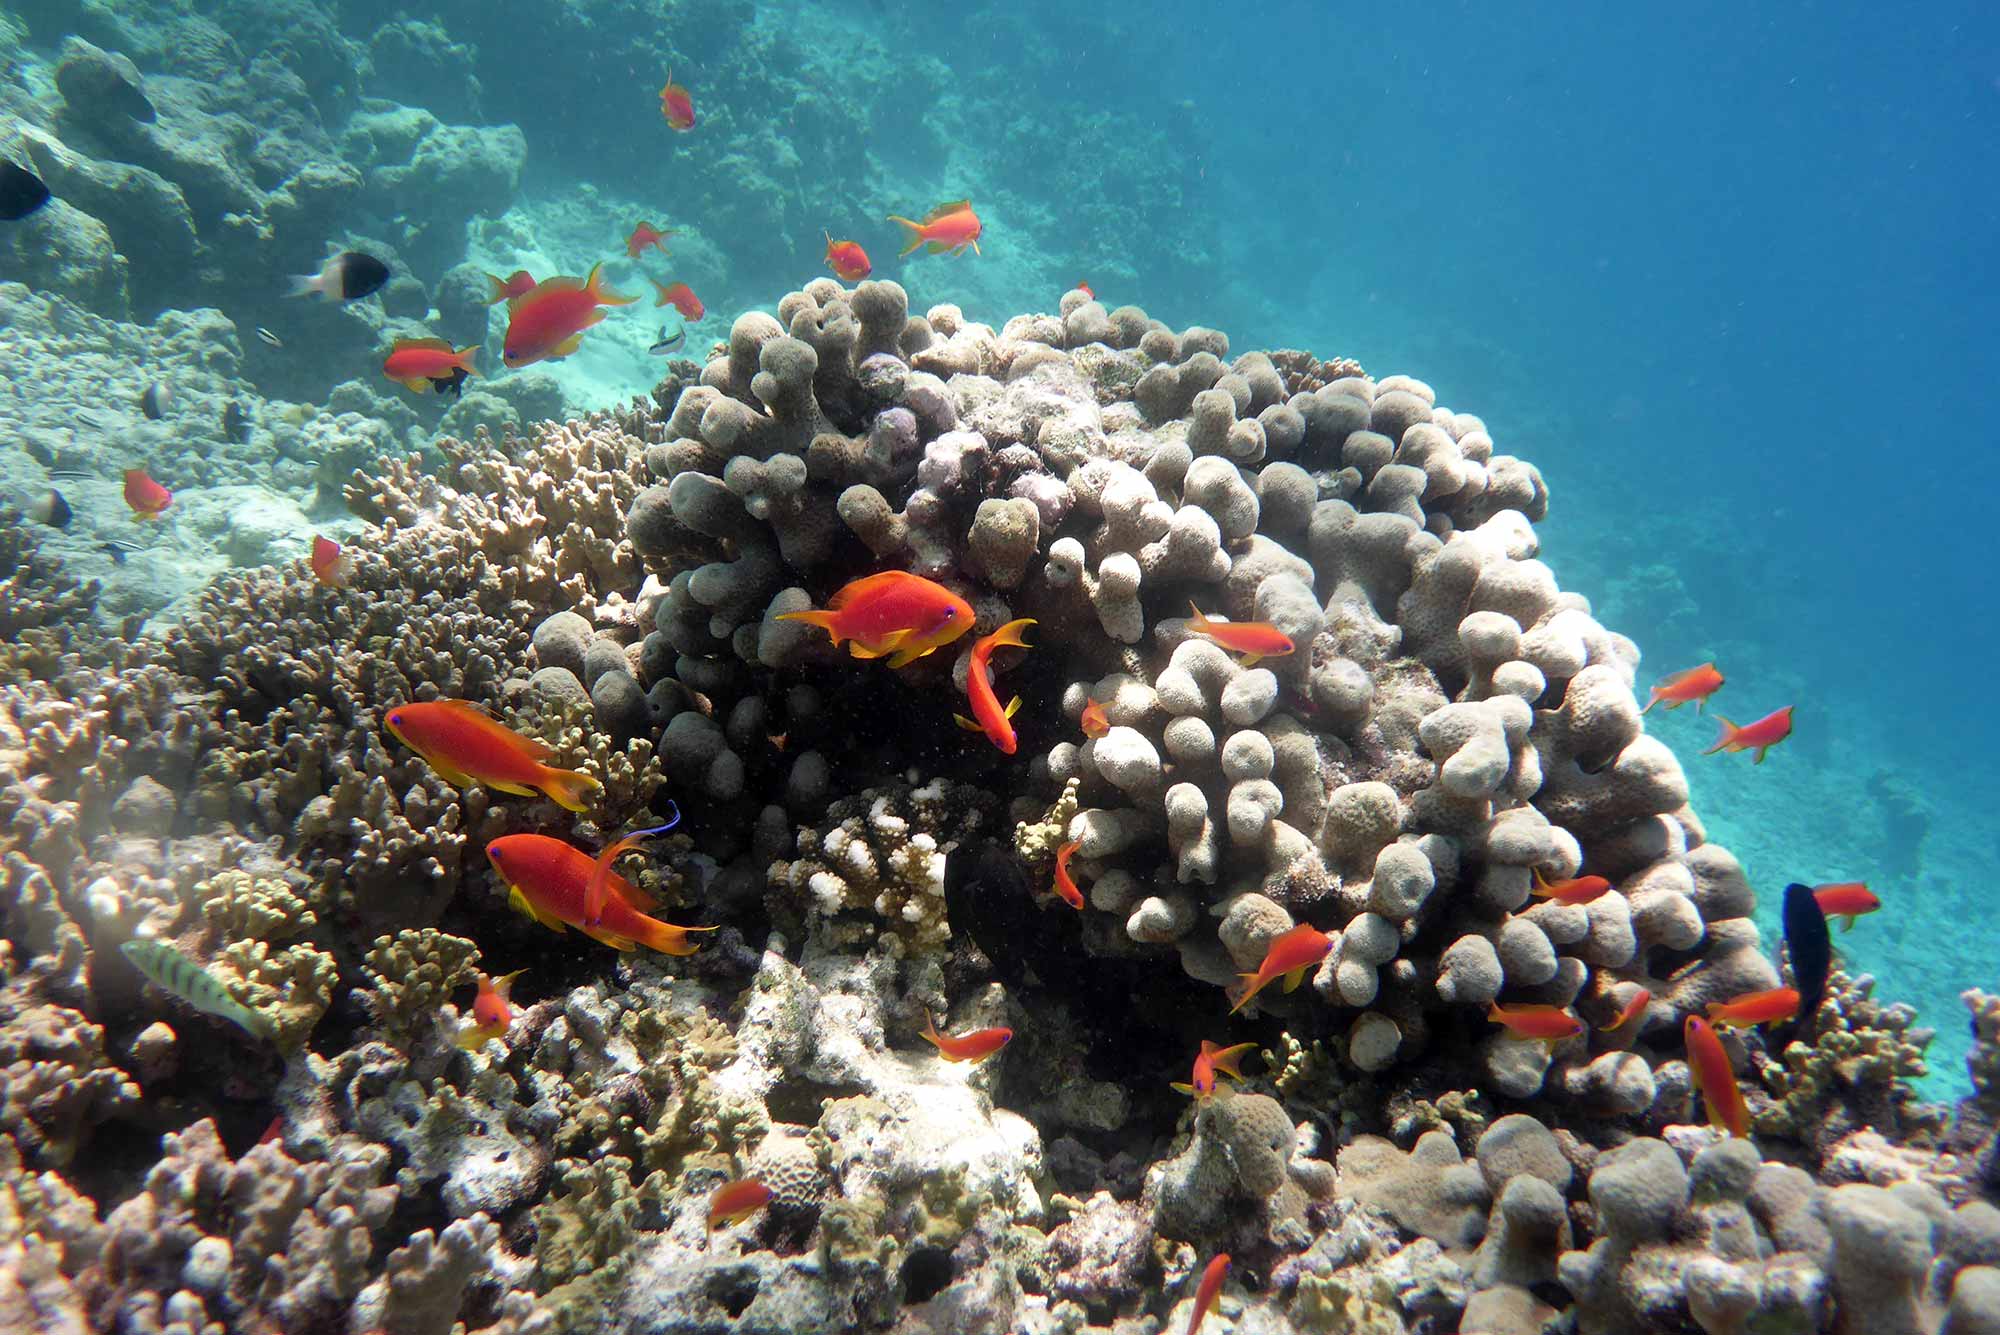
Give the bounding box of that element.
[1238,652,1265,668]
[1282,965,1309,993]
[848,629,908,661]
[1170,1082,1198,1097]
[1004,695,1021,719]
[953,714,983,733]
[426,756,479,789]
[551,332,586,358]
[886,641,935,668]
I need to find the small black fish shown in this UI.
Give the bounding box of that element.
[74,410,106,429]
[0,160,51,221]
[288,249,390,302]
[428,366,470,399]
[47,468,95,481]
[649,323,687,355]
[140,382,173,420]
[255,327,282,348]
[28,488,71,529]
[1782,881,1832,1037]
[101,538,141,563]
[99,72,156,123]
[222,401,251,443]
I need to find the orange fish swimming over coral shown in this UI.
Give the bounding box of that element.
[1702,705,1794,764]
[921,1014,1012,1063]
[1079,697,1110,738]
[309,535,352,588]
[824,231,871,281]
[1229,923,1333,1014]
[123,468,172,517]
[502,263,637,369]
[385,700,602,811]
[1812,881,1880,931]
[887,199,982,256]
[954,618,1035,754]
[486,833,716,955]
[1171,1040,1255,1101]
[1642,662,1725,714]
[484,269,537,305]
[1050,839,1085,911]
[1187,604,1294,667]
[1531,869,1611,906]
[1707,987,1800,1029]
[456,969,523,1049]
[659,70,695,129]
[382,337,478,395]
[1684,1015,1750,1137]
[1185,1253,1230,1335]
[777,571,974,668]
[626,221,672,258]
[1076,280,1094,299]
[1487,1001,1584,1043]
[652,280,703,320]
[707,1177,771,1232]
[1603,986,1652,1032]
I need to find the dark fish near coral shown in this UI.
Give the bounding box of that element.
[430,365,471,399]
[140,382,173,420]
[28,488,72,529]
[942,839,1058,992]
[288,250,390,302]
[223,401,251,442]
[0,160,51,221]
[1782,881,1832,1036]
[649,323,687,355]
[97,70,156,123]
[101,539,142,563]
[255,327,283,348]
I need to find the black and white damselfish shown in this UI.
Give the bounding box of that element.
[288,249,391,302]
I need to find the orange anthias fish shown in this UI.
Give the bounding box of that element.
[708,1177,772,1232]
[1642,662,1725,714]
[1602,986,1652,1032]
[659,70,695,130]
[1186,1253,1230,1335]
[485,269,537,305]
[1707,987,1801,1029]
[1685,1015,1750,1137]
[583,803,682,924]
[503,263,638,369]
[456,969,523,1049]
[382,337,478,395]
[653,280,704,320]
[123,468,172,517]
[1171,1040,1255,1100]
[1076,280,1094,299]
[1531,869,1612,906]
[776,571,974,668]
[1051,839,1085,910]
[1813,881,1880,931]
[1079,697,1110,739]
[921,1014,1013,1063]
[486,833,717,954]
[1488,1001,1585,1043]
[824,231,871,281]
[385,699,603,811]
[1702,706,1795,764]
[626,221,672,258]
[309,535,353,588]
[1188,603,1295,667]
[886,199,982,256]
[1229,923,1334,1014]
[953,618,1035,754]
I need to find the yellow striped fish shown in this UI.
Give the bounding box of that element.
[120,938,274,1042]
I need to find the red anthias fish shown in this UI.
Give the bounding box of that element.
[385,699,601,811]
[485,269,537,305]
[1685,1015,1750,1137]
[887,199,982,256]
[1076,280,1094,299]
[456,969,523,1049]
[123,468,172,517]
[1702,706,1794,764]
[1185,1253,1230,1335]
[486,833,716,955]
[1079,697,1110,738]
[776,571,974,668]
[1171,1040,1255,1100]
[653,280,704,320]
[824,231,871,281]
[1812,881,1880,931]
[1707,987,1800,1029]
[627,221,672,258]
[1050,839,1085,911]
[1643,662,1725,714]
[1531,869,1612,906]
[921,1015,1012,1063]
[1188,603,1295,667]
[659,70,695,130]
[1602,986,1652,1032]
[1488,1001,1584,1043]
[707,1177,772,1232]
[503,263,637,368]
[1229,923,1333,1014]
[382,337,478,395]
[953,618,1035,754]
[309,535,353,588]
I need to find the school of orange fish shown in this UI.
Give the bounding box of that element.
[89,66,1887,1332]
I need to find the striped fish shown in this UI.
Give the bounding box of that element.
[120,939,274,1041]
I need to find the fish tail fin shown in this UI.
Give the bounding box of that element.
[536,766,602,813]
[774,608,843,645]
[1227,973,1263,1015]
[988,617,1036,651]
[485,273,510,304]
[1701,716,1739,755]
[586,261,639,306]
[285,273,321,299]
[887,215,925,255]
[1187,601,1213,631]
[1640,690,1659,714]
[631,912,717,957]
[454,345,480,375]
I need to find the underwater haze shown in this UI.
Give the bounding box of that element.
[2,1,1997,1332]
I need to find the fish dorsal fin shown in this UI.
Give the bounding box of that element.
[926,200,971,222]
[533,275,587,296]
[395,336,454,352]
